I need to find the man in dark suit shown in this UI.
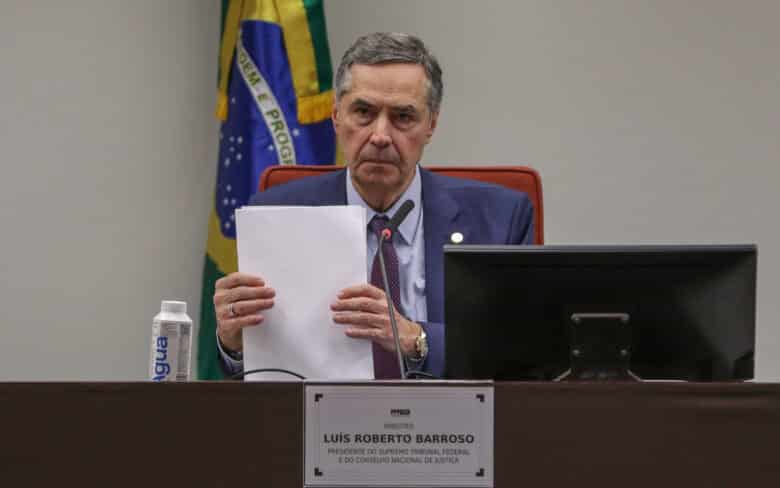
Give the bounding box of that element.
[213,32,534,378]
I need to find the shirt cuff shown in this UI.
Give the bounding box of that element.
[215,328,244,376]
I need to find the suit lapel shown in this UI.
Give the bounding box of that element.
[421,168,459,323]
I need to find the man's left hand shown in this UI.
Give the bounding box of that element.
[330,284,421,356]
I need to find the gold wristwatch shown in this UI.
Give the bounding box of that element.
[412,328,428,361]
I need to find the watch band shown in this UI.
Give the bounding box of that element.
[411,328,428,362]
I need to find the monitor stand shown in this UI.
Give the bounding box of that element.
[555,313,640,381]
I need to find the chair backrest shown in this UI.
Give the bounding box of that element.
[259,165,544,244]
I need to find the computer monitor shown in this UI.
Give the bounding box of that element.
[444,245,756,381]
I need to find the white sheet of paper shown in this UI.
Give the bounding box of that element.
[235,205,372,381]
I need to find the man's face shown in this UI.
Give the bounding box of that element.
[332,63,438,205]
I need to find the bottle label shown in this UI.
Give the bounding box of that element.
[150,323,180,381]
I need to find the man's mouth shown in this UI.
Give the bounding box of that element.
[361,159,396,165]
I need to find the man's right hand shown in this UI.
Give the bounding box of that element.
[214,272,275,354]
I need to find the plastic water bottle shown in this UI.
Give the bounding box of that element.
[149,300,193,381]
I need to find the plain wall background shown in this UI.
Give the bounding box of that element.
[1,1,777,380]
[0,1,220,379]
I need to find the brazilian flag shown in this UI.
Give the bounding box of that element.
[198,0,336,379]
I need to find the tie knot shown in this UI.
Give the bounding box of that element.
[369,215,390,236]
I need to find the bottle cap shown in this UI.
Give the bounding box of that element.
[161,300,187,314]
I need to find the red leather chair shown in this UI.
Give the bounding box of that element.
[259,165,544,244]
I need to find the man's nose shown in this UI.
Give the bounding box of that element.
[369,114,392,147]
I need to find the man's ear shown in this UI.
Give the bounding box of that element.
[425,111,439,143]
[331,103,340,130]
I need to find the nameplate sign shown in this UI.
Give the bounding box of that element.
[304,382,494,487]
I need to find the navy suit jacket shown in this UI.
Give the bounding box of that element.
[247,167,534,377]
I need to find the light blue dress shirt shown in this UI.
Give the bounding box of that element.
[346,164,428,323]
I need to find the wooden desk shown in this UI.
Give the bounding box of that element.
[2,382,778,487]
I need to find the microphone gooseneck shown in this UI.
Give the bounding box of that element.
[375,199,415,380]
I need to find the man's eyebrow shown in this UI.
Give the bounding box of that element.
[350,98,376,108]
[391,104,418,113]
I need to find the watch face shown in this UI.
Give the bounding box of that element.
[416,331,428,358]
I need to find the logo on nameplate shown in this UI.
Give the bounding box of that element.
[390,408,411,417]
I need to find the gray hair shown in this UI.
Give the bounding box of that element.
[334,32,443,114]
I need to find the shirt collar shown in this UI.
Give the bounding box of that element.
[346,165,423,245]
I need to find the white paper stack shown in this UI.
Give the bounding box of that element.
[235,205,372,381]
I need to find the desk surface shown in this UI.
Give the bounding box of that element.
[2,382,779,487]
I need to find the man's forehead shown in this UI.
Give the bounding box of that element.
[343,63,428,105]
[349,97,420,113]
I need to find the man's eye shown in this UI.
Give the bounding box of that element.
[397,112,413,123]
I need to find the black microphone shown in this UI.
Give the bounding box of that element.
[384,199,415,239]
[375,199,415,380]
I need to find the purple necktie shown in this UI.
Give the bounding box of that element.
[369,215,402,379]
